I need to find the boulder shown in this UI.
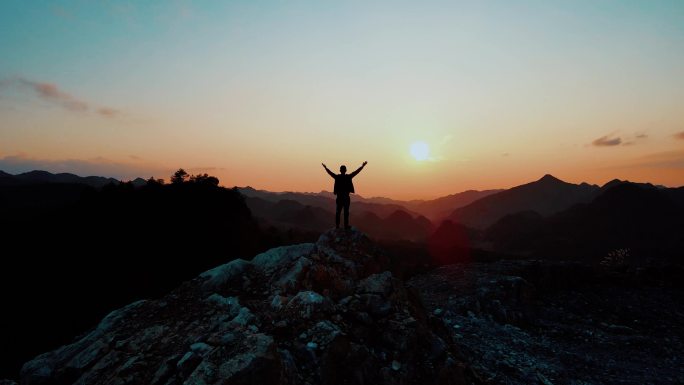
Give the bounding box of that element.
[19,229,471,385]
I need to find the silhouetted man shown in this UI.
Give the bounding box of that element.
[322,161,368,229]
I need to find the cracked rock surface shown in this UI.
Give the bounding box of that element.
[20,229,474,385]
[408,261,684,385]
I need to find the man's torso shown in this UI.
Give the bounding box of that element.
[334,174,354,195]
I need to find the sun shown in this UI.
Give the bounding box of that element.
[410,141,430,161]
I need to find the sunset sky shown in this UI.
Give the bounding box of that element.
[1,1,683,199]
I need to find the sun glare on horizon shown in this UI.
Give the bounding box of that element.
[410,141,430,161]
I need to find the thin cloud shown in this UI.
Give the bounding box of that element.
[674,131,684,140]
[97,107,120,118]
[592,135,622,147]
[592,131,648,147]
[19,79,89,112]
[1,77,122,118]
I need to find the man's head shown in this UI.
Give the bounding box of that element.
[340,165,347,174]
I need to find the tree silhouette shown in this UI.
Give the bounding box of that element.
[147,176,165,186]
[190,173,219,186]
[171,169,189,184]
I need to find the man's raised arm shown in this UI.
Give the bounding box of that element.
[349,161,368,178]
[322,163,336,178]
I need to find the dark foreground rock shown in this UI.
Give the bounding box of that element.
[408,261,684,385]
[19,229,475,385]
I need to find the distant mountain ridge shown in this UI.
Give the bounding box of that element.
[238,187,421,218]
[448,174,600,229]
[243,195,433,242]
[238,186,500,220]
[360,189,504,220]
[0,169,123,188]
[240,176,682,242]
[484,181,684,260]
[239,187,494,241]
[6,169,681,247]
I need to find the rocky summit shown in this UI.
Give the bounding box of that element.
[19,229,475,385]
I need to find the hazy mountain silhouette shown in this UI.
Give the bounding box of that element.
[0,170,135,214]
[239,187,421,218]
[245,197,335,232]
[600,179,684,206]
[273,200,332,231]
[130,177,148,187]
[598,178,664,193]
[238,186,500,220]
[356,209,434,241]
[448,174,599,229]
[244,195,435,241]
[386,189,503,220]
[0,169,120,188]
[484,182,684,260]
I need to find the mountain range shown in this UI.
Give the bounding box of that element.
[1,168,683,381]
[240,174,684,263]
[447,174,600,229]
[0,170,127,187]
[238,186,503,221]
[5,169,680,250]
[485,181,684,260]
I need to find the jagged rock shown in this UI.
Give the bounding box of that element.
[200,259,251,293]
[20,300,146,385]
[305,321,343,348]
[283,290,333,319]
[205,294,241,314]
[357,271,394,297]
[177,350,202,377]
[358,293,392,317]
[270,295,284,310]
[408,260,684,385]
[251,243,315,275]
[229,307,256,327]
[18,229,472,385]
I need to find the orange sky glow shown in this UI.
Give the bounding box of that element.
[1,2,683,199]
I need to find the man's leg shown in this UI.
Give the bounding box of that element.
[344,196,350,229]
[335,198,342,228]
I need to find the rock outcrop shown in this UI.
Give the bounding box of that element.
[408,261,684,384]
[20,229,473,385]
